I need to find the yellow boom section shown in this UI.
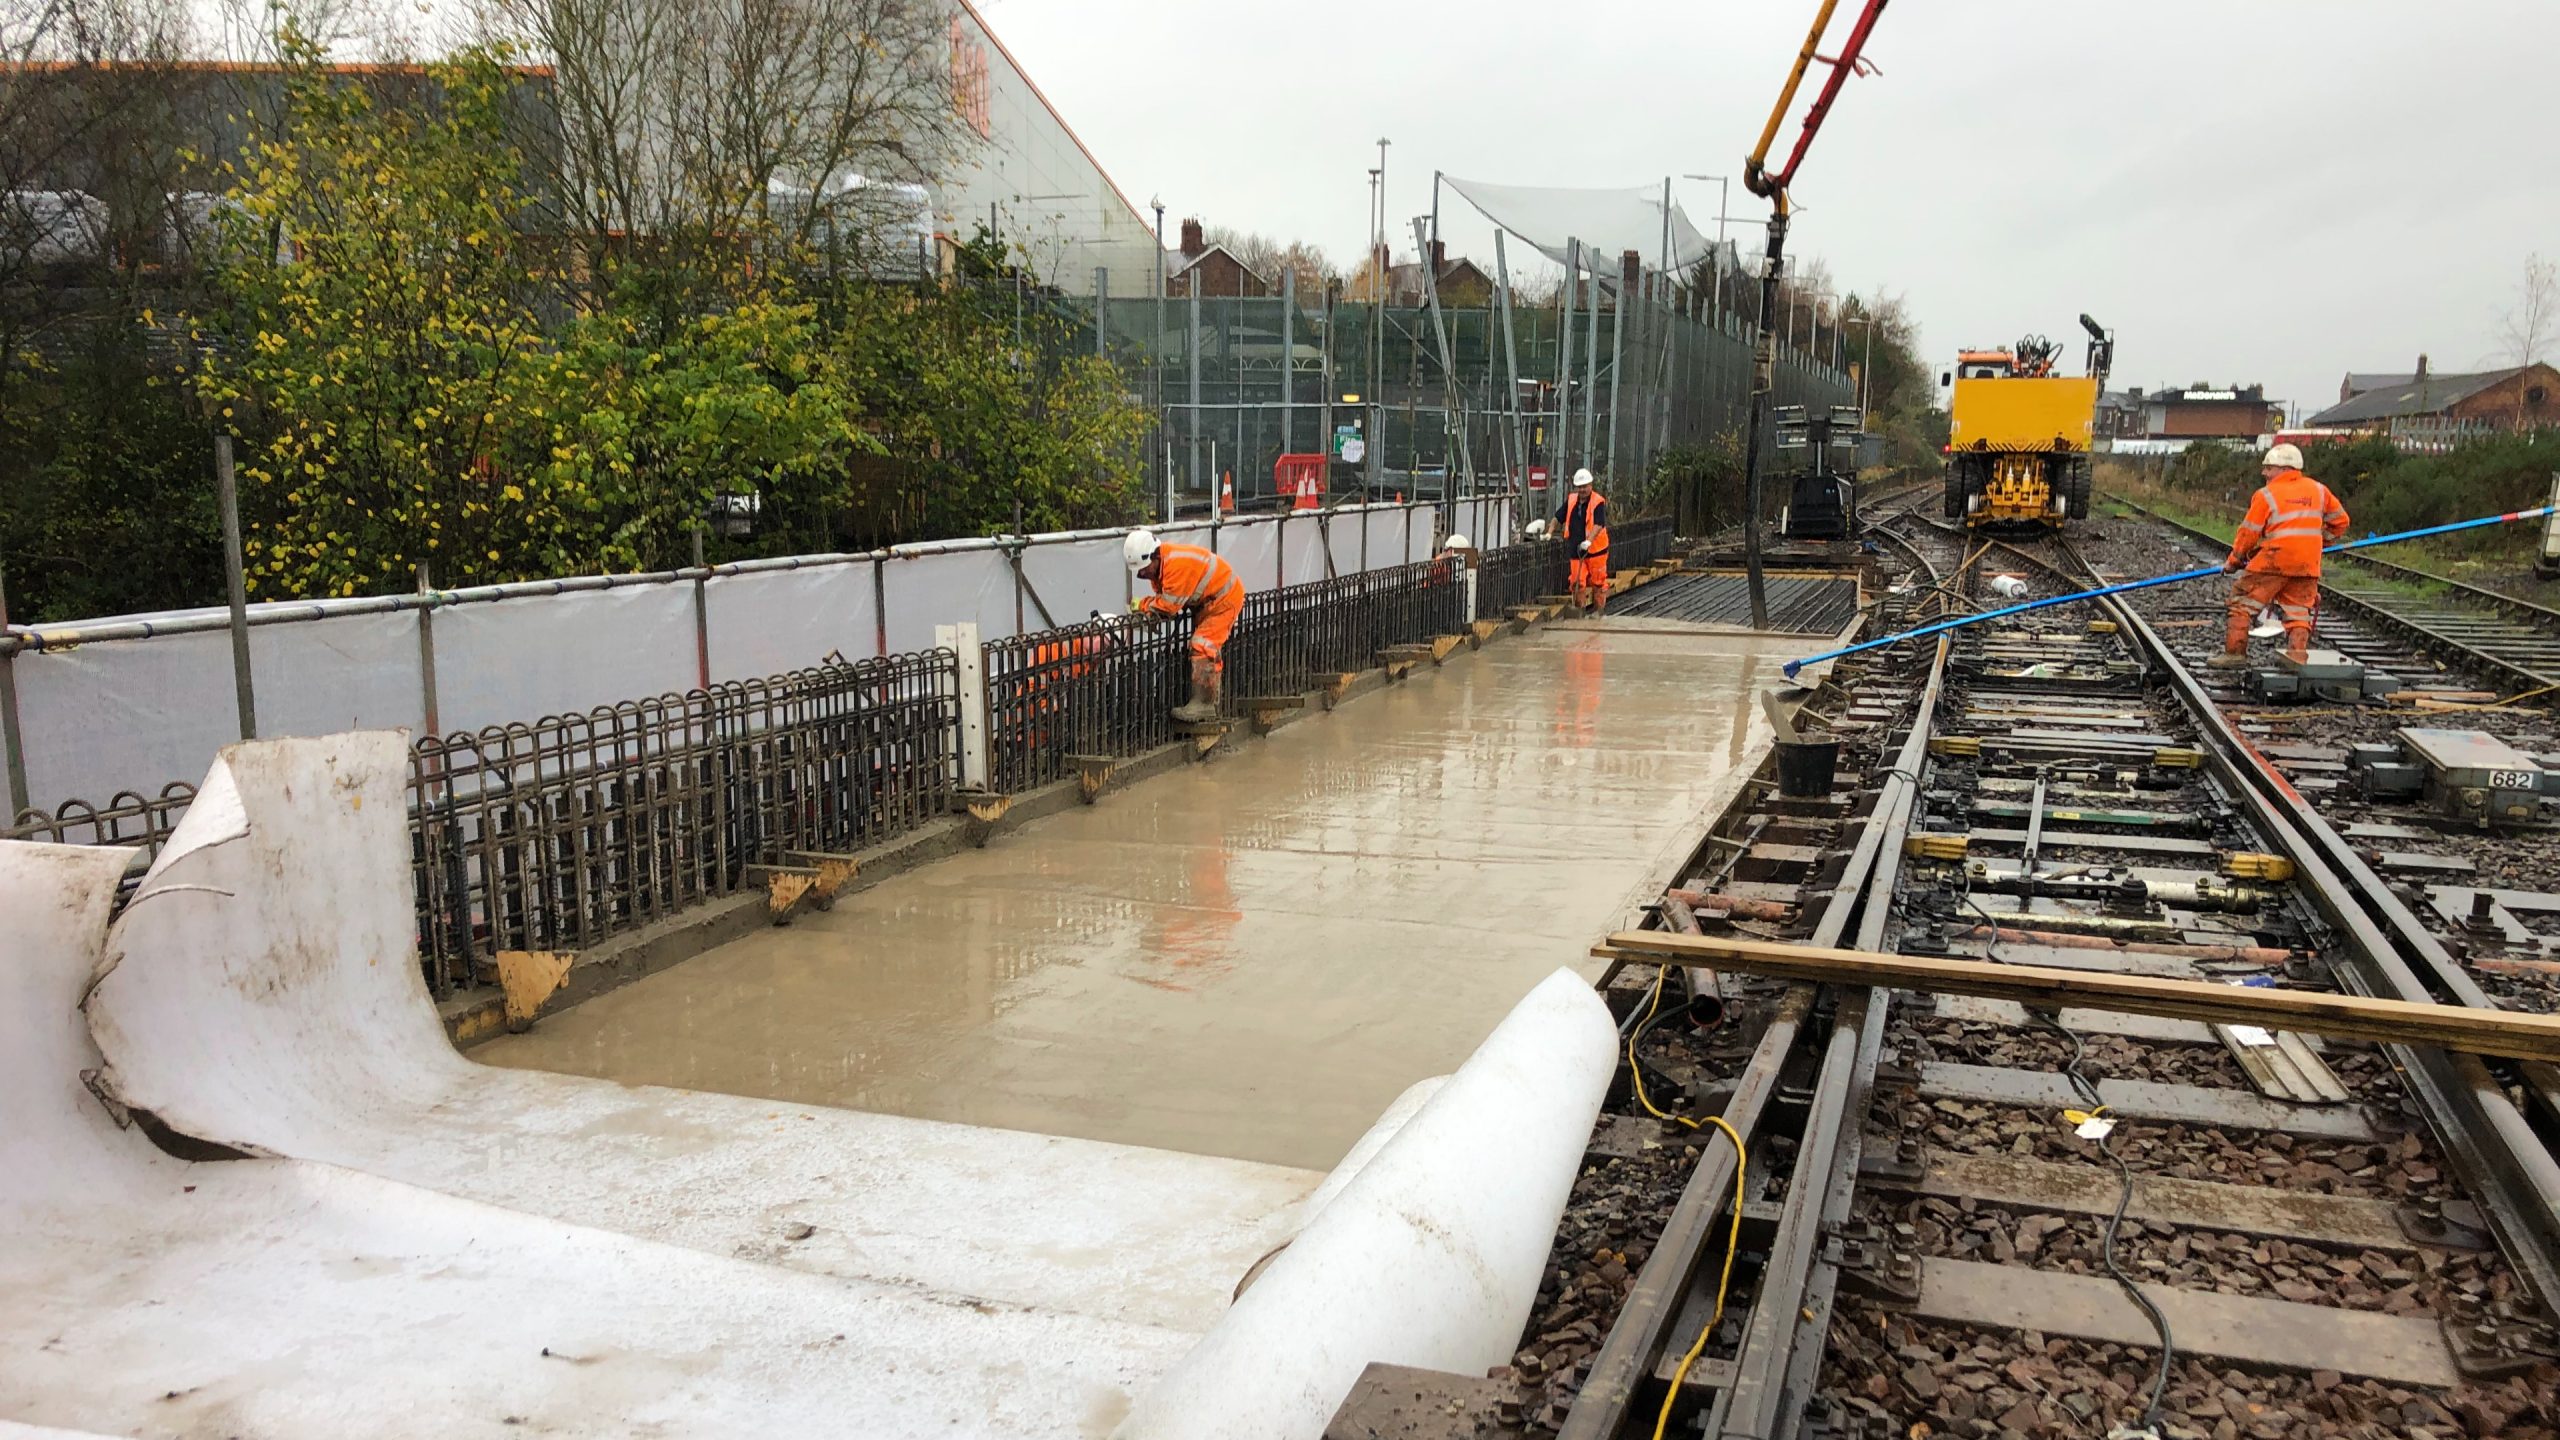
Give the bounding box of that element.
[1948,376,2099,452]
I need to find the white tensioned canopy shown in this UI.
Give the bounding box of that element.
[1443,177,1714,274]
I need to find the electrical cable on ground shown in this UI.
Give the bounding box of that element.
[2037,1011,2175,1436]
[1624,965,1749,1440]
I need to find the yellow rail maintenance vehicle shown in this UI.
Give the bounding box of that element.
[1941,315,2114,529]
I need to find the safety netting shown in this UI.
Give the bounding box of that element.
[1442,177,1714,272]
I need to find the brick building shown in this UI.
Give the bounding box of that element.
[1164,218,1272,298]
[2135,385,2280,441]
[2308,357,2559,445]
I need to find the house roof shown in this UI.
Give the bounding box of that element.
[1169,244,1271,286]
[2307,368,2526,426]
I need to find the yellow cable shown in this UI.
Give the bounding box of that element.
[1624,966,1750,1440]
[2420,680,2560,712]
[1653,1114,1745,1440]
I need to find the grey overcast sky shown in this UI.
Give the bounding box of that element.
[977,0,2558,422]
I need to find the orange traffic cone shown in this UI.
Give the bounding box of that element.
[1219,471,1236,514]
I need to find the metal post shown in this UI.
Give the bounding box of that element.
[0,567,28,817]
[1581,263,1601,470]
[1188,285,1203,493]
[1093,266,1108,356]
[1557,238,1578,478]
[1280,267,1296,455]
[1412,216,1474,497]
[1494,230,1525,520]
[1605,256,1627,480]
[689,526,711,690]
[213,433,258,739]
[1153,199,1168,519]
[1320,287,1336,479]
[936,621,989,791]
[1742,208,1792,630]
[414,562,442,738]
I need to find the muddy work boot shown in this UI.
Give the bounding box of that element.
[2206,650,2252,671]
[1170,661,1221,724]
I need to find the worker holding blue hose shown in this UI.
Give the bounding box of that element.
[2212,443,2349,669]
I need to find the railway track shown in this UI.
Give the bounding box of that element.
[1460,515,2560,1440]
[2105,492,2560,694]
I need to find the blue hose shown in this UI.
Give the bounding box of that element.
[1780,504,2558,682]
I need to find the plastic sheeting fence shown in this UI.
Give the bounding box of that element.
[8,512,1550,994]
[3,499,1517,821]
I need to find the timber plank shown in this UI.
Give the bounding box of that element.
[1592,931,2560,1062]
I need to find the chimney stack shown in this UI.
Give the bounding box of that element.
[1179,218,1205,258]
[2416,353,2430,382]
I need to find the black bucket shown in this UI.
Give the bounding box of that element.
[1774,739,1841,798]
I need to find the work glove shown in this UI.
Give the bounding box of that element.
[1577,538,1592,554]
[2221,557,2241,574]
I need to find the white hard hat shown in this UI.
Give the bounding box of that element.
[1572,468,1595,488]
[2263,442,2303,470]
[1122,529,1160,572]
[1523,518,1550,538]
[1444,533,1473,551]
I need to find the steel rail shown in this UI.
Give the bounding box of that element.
[1563,537,1949,1439]
[2010,531,2560,1317]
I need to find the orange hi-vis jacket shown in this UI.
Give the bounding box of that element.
[1138,543,1242,618]
[1558,490,1611,556]
[2227,469,2349,577]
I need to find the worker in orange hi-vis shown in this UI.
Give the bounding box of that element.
[2212,442,2349,669]
[1556,467,1612,614]
[1125,530,1244,723]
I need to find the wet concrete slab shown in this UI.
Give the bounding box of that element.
[476,628,1787,1170]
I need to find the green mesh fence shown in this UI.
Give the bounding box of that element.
[1045,284,1854,515]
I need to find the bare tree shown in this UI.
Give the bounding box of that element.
[473,0,967,298]
[2503,252,2555,369]
[0,0,200,386]
[1204,224,1336,297]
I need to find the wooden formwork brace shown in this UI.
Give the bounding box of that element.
[494,949,573,1031]
[1068,753,1117,804]
[1248,695,1308,735]
[784,850,859,906]
[959,790,1011,847]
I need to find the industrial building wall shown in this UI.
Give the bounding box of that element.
[940,1,1162,295]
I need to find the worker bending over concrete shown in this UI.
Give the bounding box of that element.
[2213,442,2349,669]
[1126,530,1244,723]
[1557,468,1611,614]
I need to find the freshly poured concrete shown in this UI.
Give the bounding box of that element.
[480,628,1783,1169]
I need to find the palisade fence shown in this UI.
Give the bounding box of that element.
[5,501,1572,997]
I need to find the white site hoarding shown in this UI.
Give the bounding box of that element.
[2,502,1496,812]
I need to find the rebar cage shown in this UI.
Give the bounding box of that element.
[983,617,1189,794]
[1475,538,1573,618]
[408,650,958,994]
[1609,516,1677,571]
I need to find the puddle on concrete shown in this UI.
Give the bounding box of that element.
[476,629,1788,1170]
